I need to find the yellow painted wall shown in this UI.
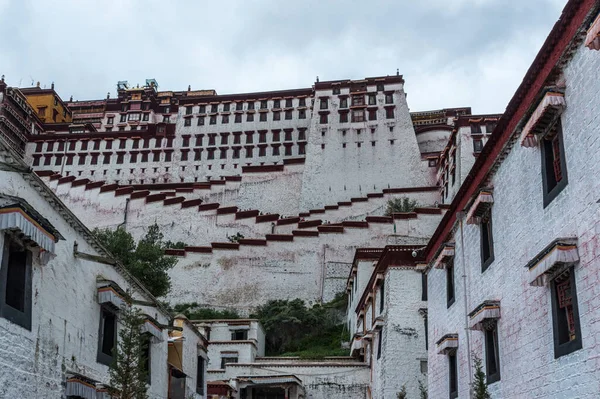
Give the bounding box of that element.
[24,92,72,123]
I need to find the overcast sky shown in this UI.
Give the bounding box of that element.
[0,0,566,114]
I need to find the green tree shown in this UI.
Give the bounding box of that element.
[471,354,491,399]
[109,306,148,399]
[250,295,348,356]
[419,379,428,399]
[385,197,419,216]
[94,223,178,297]
[172,303,241,320]
[396,385,407,399]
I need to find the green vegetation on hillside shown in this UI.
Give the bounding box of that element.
[385,197,419,216]
[251,293,350,358]
[93,223,178,297]
[172,303,241,320]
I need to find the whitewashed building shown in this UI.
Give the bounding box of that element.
[347,246,428,399]
[196,319,370,399]
[0,79,208,398]
[425,2,600,398]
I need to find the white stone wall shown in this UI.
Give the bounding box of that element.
[427,42,600,398]
[300,82,431,211]
[415,128,452,155]
[0,170,171,399]
[374,267,427,399]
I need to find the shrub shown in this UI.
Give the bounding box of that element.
[385,197,418,216]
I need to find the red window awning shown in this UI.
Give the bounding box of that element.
[519,92,565,147]
[585,12,600,50]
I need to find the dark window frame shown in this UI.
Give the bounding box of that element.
[0,233,33,331]
[97,306,118,366]
[379,280,385,313]
[551,267,582,358]
[196,356,205,394]
[541,119,568,208]
[480,210,495,272]
[446,259,455,308]
[377,330,383,359]
[448,352,458,399]
[485,324,501,384]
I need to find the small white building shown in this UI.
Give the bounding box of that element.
[425,3,600,398]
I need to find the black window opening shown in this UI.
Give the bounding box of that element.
[377,330,383,359]
[0,234,33,331]
[551,267,582,358]
[480,210,495,272]
[541,119,568,208]
[379,281,385,313]
[448,352,458,399]
[220,356,238,369]
[97,307,118,365]
[446,259,455,308]
[142,334,152,384]
[196,356,205,394]
[421,273,427,301]
[485,324,501,384]
[231,329,248,340]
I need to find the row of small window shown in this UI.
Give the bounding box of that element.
[318,93,394,110]
[33,130,306,154]
[34,137,176,153]
[185,98,305,114]
[320,108,395,124]
[185,109,306,125]
[32,145,306,166]
[107,113,151,124]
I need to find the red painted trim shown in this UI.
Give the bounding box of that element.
[343,221,369,228]
[324,205,339,210]
[266,234,294,241]
[298,220,322,229]
[256,214,280,223]
[85,181,105,190]
[236,210,260,219]
[99,184,119,193]
[318,225,344,233]
[184,246,213,253]
[164,196,185,206]
[57,176,76,185]
[382,186,439,194]
[414,207,443,215]
[276,217,300,226]
[350,197,368,203]
[242,165,285,173]
[216,206,237,214]
[238,239,267,246]
[338,201,352,206]
[366,216,393,224]
[309,209,326,214]
[130,190,150,199]
[34,170,56,177]
[366,193,384,198]
[115,187,134,196]
[199,203,220,211]
[145,193,167,203]
[71,178,90,187]
[165,249,186,257]
[293,230,319,237]
[211,242,240,250]
[181,198,203,208]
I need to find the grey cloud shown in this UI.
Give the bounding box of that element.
[0,0,566,114]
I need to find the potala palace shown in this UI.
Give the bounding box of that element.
[0,0,599,397]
